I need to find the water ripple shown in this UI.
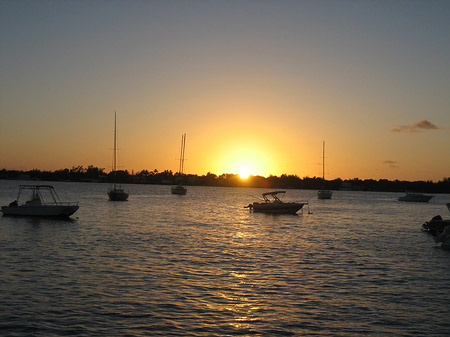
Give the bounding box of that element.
[1,182,450,336]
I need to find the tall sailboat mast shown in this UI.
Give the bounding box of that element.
[108,111,129,201]
[171,133,188,195]
[113,111,117,189]
[318,140,332,199]
[322,141,325,181]
[179,133,186,175]
[182,133,186,174]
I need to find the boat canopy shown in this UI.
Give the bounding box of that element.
[19,185,55,189]
[16,185,66,205]
[262,191,286,197]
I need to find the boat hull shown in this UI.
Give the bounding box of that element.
[252,202,305,215]
[398,194,433,202]
[108,189,129,201]
[318,190,332,199]
[422,215,450,234]
[171,186,187,195]
[1,205,79,217]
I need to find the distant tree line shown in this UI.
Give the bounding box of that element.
[1,166,449,193]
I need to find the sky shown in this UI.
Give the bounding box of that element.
[1,0,449,182]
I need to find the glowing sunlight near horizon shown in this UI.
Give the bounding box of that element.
[238,168,251,179]
[224,148,268,178]
[212,137,284,178]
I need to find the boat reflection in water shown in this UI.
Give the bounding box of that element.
[245,191,307,215]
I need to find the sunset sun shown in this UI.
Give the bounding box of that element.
[238,167,251,179]
[214,142,272,179]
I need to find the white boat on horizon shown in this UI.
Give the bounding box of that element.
[108,111,129,201]
[1,185,79,217]
[245,191,307,215]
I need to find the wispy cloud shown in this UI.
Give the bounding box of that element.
[391,119,439,133]
[383,160,398,168]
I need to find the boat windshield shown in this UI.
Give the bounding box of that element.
[262,191,285,203]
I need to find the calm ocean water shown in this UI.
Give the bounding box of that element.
[1,180,449,336]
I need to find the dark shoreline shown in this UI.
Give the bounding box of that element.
[1,168,449,194]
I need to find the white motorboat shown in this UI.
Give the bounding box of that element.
[318,141,332,199]
[171,133,187,195]
[245,191,307,214]
[108,111,129,201]
[1,185,79,217]
[398,192,433,202]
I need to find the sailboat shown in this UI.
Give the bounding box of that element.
[108,111,129,201]
[318,141,332,199]
[171,133,187,195]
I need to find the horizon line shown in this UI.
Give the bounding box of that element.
[1,167,448,184]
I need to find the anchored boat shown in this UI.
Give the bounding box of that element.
[171,133,187,195]
[1,185,79,217]
[422,203,450,249]
[108,111,129,201]
[318,141,332,199]
[398,192,433,202]
[245,191,307,215]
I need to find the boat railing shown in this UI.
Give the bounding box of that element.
[20,201,79,207]
[52,201,79,206]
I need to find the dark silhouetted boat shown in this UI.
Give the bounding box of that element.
[171,133,187,195]
[1,185,79,217]
[398,192,432,202]
[422,203,450,249]
[318,141,332,200]
[245,191,307,214]
[108,111,129,201]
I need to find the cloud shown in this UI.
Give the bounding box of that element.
[391,119,439,133]
[413,120,439,131]
[383,160,398,168]
[391,125,409,133]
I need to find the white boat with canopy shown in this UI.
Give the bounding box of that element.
[245,191,307,214]
[1,185,79,217]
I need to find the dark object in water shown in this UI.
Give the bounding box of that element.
[245,191,307,215]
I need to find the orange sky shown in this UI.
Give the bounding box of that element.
[1,1,449,181]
